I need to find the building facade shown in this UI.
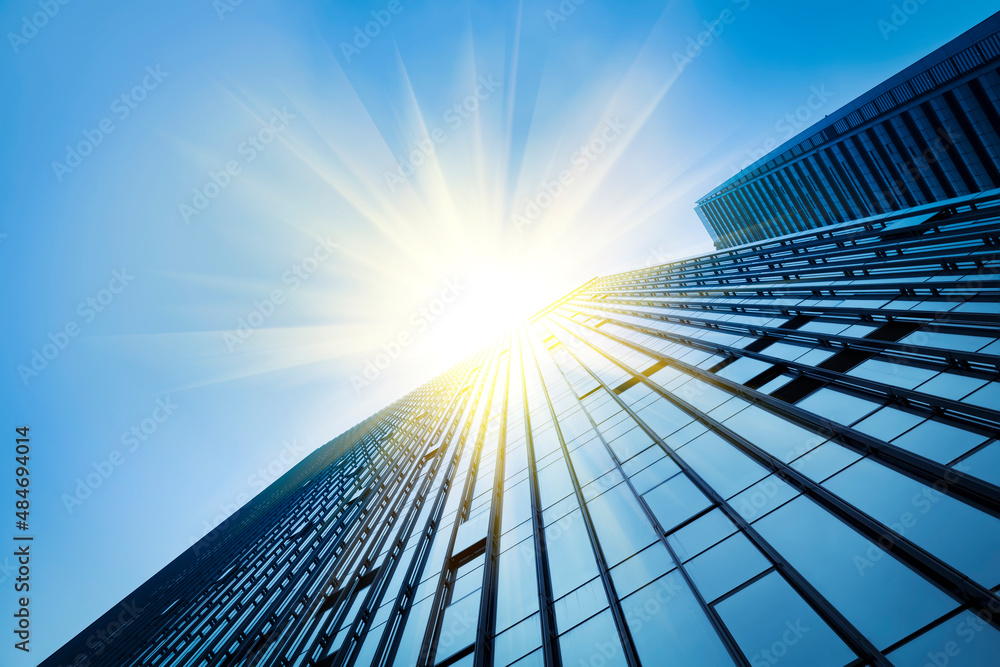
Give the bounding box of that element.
[45,191,1000,667]
[695,12,1000,248]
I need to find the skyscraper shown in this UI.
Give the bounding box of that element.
[695,12,1000,248]
[45,188,1000,666]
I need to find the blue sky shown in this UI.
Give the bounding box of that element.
[1,0,997,662]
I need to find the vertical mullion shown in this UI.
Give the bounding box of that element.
[517,331,562,667]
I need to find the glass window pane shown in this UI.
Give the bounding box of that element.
[558,610,628,667]
[582,468,625,501]
[715,571,856,667]
[686,532,770,601]
[964,381,1000,410]
[569,437,617,486]
[674,378,733,412]
[391,596,435,667]
[723,407,826,463]
[796,387,881,425]
[609,543,676,598]
[622,571,736,666]
[886,609,1000,667]
[436,592,480,662]
[963,442,1000,487]
[587,483,659,566]
[667,508,737,561]
[496,539,539,632]
[889,419,988,464]
[494,613,541,667]
[636,399,693,439]
[729,474,799,521]
[629,455,681,495]
[451,561,484,602]
[678,431,770,498]
[507,648,543,667]
[847,358,937,389]
[753,496,956,648]
[663,421,709,449]
[853,407,924,442]
[607,425,657,461]
[542,493,579,526]
[502,479,533,531]
[642,474,712,532]
[717,357,773,384]
[823,458,1000,587]
[621,445,665,476]
[546,509,599,598]
[914,372,987,401]
[537,457,574,508]
[440,652,474,667]
[555,577,609,633]
[789,442,861,482]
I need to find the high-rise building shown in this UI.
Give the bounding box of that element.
[45,189,1000,667]
[695,12,1000,249]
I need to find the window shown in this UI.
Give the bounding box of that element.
[723,407,826,463]
[587,484,659,566]
[667,508,736,561]
[677,431,770,498]
[493,614,542,667]
[890,419,988,464]
[621,571,735,665]
[685,532,770,602]
[554,577,609,633]
[886,609,1000,666]
[545,509,599,598]
[753,496,957,648]
[796,387,881,425]
[642,474,712,532]
[715,571,856,667]
[824,458,1000,587]
[609,543,676,598]
[558,610,628,667]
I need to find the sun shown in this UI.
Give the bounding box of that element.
[409,250,578,369]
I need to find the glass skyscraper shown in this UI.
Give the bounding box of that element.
[45,188,1000,666]
[695,12,1000,249]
